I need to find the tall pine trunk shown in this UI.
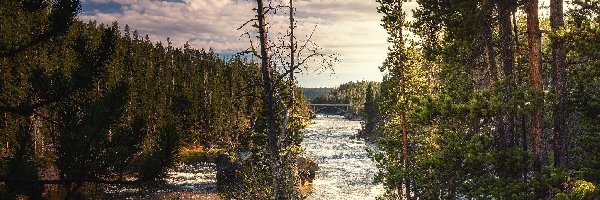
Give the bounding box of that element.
[255,0,285,198]
[498,0,516,149]
[397,4,411,198]
[526,0,544,172]
[402,113,411,199]
[550,0,567,168]
[514,10,530,183]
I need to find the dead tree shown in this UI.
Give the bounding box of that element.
[239,1,338,198]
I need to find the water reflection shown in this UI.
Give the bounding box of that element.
[302,115,383,200]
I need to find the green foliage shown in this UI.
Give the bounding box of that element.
[3,123,43,199]
[214,75,312,199]
[302,87,334,100]
[311,81,380,116]
[360,83,379,138]
[0,0,313,196]
[139,121,182,182]
[571,180,597,199]
[372,0,600,199]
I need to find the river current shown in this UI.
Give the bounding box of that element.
[302,115,384,200]
[103,115,383,199]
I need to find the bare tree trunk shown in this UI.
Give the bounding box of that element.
[513,10,530,183]
[498,0,516,149]
[289,0,296,109]
[526,0,544,172]
[255,0,285,198]
[550,0,567,169]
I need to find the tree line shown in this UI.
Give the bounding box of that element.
[302,88,334,101]
[370,0,599,199]
[0,0,313,198]
[310,81,380,117]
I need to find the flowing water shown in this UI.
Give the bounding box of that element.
[302,115,384,200]
[102,114,382,199]
[102,163,219,199]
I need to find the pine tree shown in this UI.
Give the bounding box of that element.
[361,83,378,138]
[550,0,568,169]
[526,0,544,173]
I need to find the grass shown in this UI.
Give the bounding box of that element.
[179,146,227,165]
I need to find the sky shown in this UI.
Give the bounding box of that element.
[79,0,421,88]
[79,0,558,88]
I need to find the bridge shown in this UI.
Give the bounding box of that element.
[309,104,353,116]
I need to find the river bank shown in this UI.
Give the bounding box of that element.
[97,115,380,199]
[99,162,219,199]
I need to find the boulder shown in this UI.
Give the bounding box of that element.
[296,156,318,185]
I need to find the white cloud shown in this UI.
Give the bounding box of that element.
[79,0,565,87]
[80,0,255,50]
[79,0,423,87]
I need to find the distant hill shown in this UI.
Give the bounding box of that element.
[302,88,334,100]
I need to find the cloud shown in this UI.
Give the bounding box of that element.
[79,0,422,87]
[80,0,255,50]
[78,0,561,87]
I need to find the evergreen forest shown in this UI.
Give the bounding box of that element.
[367,0,600,199]
[1,0,599,199]
[310,81,379,118]
[0,0,312,198]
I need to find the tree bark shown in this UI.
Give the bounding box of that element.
[513,9,530,183]
[255,0,285,198]
[526,0,544,172]
[396,3,410,198]
[402,114,411,199]
[550,0,567,169]
[289,0,296,109]
[498,0,516,149]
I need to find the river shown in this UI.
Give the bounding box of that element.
[103,115,383,199]
[302,115,384,200]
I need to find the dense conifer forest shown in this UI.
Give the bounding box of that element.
[0,0,312,198]
[301,88,334,101]
[311,81,380,117]
[1,0,599,199]
[369,0,600,199]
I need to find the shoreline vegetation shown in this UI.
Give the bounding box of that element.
[2,0,600,199]
[367,0,600,199]
[1,0,316,198]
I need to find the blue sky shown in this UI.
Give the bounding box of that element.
[79,0,424,87]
